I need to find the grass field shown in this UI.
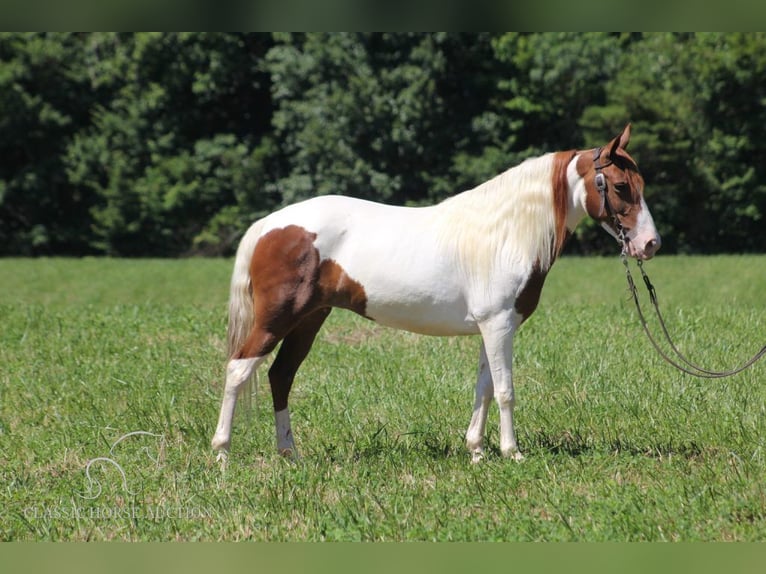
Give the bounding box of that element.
[1,255,765,541]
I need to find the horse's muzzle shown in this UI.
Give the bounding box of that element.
[628,235,661,260]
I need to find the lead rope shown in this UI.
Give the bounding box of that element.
[594,145,765,378]
[621,253,766,378]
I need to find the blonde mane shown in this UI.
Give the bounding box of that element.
[434,152,563,281]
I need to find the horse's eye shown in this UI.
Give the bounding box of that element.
[614,182,631,196]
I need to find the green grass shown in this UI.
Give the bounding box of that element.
[1,255,765,541]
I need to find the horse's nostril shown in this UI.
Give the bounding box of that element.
[645,237,661,257]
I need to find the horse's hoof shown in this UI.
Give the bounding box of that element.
[470,451,485,464]
[278,447,301,460]
[501,448,525,462]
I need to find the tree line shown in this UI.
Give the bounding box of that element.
[1,32,764,257]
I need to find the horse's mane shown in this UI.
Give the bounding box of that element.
[434,150,574,281]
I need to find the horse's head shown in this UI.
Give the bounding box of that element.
[577,124,661,260]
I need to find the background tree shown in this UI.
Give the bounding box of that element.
[266,32,503,206]
[694,33,766,253]
[582,32,766,254]
[0,33,764,256]
[0,33,96,255]
[63,33,275,256]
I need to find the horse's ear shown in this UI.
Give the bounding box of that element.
[609,123,631,157]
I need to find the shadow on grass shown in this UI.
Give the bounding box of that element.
[294,425,711,464]
[311,425,462,463]
[526,430,706,459]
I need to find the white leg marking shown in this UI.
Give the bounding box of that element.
[466,343,493,463]
[216,450,228,472]
[275,408,298,458]
[211,357,263,455]
[479,312,524,461]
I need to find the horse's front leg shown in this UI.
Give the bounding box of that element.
[465,342,493,463]
[479,312,524,461]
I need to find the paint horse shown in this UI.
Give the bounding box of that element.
[211,124,661,463]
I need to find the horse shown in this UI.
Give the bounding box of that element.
[210,124,661,464]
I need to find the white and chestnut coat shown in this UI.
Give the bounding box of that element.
[211,124,660,463]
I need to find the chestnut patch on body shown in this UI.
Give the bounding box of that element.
[318,258,368,315]
[234,225,367,360]
[514,264,548,323]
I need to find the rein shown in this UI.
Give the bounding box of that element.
[621,256,766,378]
[593,146,766,378]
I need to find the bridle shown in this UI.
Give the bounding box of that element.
[593,146,628,248]
[593,146,766,378]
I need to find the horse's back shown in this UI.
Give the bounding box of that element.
[261,194,415,233]
[255,195,423,255]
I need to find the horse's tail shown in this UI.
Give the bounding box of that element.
[226,218,266,409]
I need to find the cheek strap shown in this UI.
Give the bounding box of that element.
[593,147,625,244]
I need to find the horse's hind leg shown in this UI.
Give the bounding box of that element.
[211,356,263,462]
[268,307,331,457]
[211,325,281,462]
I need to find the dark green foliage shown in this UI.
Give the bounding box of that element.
[267,33,504,206]
[0,33,98,255]
[1,33,764,256]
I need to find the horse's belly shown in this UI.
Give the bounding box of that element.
[365,300,479,336]
[358,275,480,336]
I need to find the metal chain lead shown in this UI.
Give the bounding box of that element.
[622,255,766,378]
